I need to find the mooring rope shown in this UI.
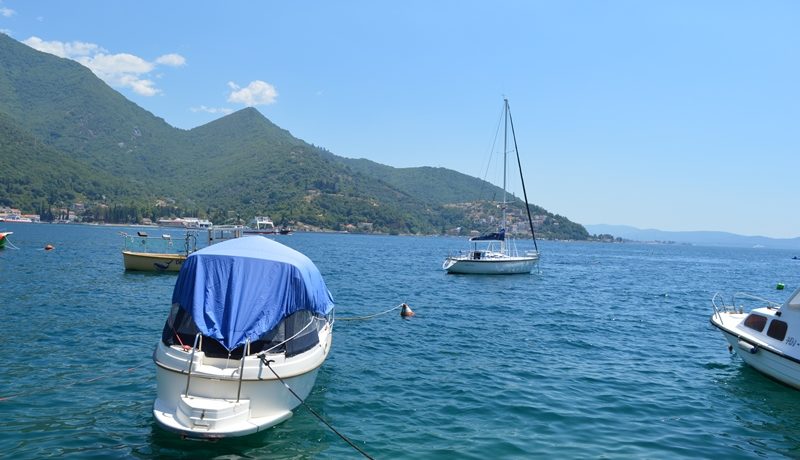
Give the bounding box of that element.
[259,355,374,459]
[0,361,150,401]
[337,303,405,321]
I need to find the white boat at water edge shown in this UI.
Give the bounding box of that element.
[0,214,34,223]
[244,216,293,235]
[152,236,335,439]
[710,285,800,389]
[442,97,540,275]
[157,217,213,229]
[244,216,276,234]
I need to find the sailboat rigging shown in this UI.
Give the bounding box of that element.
[442,97,540,275]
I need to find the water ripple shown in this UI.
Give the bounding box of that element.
[3,228,800,458]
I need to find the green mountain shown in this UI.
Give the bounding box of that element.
[0,110,145,211]
[0,33,589,239]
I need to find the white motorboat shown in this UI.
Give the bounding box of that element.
[710,285,800,389]
[443,97,540,274]
[153,236,335,438]
[244,216,277,234]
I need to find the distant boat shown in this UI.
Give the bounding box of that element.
[244,216,277,234]
[207,225,245,243]
[442,98,540,274]
[1,214,33,223]
[157,217,213,229]
[121,231,197,272]
[710,286,800,389]
[152,236,335,438]
[0,231,13,249]
[244,216,293,236]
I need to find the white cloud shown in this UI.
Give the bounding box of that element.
[155,53,186,67]
[23,36,102,58]
[227,80,278,106]
[119,74,159,97]
[0,7,15,17]
[81,53,154,75]
[191,105,233,115]
[21,36,185,97]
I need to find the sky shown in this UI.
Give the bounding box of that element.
[1,1,798,238]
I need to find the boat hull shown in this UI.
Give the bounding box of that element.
[711,311,800,389]
[153,323,332,438]
[122,251,187,272]
[443,255,538,274]
[243,229,277,235]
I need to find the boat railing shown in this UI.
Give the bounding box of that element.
[236,339,249,402]
[711,292,781,322]
[121,231,197,255]
[183,332,203,396]
[207,225,244,243]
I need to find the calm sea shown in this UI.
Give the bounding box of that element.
[2,222,800,459]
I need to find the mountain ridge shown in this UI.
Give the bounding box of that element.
[586,224,800,250]
[0,33,589,238]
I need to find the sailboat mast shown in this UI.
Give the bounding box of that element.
[502,98,509,252]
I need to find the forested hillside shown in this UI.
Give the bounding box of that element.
[0,33,589,239]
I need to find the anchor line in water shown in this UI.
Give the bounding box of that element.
[3,239,20,250]
[0,361,150,402]
[337,303,405,321]
[259,356,375,460]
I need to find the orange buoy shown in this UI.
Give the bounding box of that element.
[44,244,54,251]
[400,303,415,318]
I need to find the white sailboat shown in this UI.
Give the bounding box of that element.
[443,98,540,275]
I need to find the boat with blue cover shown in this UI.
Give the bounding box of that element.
[152,236,335,438]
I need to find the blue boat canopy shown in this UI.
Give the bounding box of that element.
[170,236,334,351]
[470,229,505,242]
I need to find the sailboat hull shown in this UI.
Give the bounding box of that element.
[443,254,539,274]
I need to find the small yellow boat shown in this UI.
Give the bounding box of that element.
[122,250,188,272]
[121,231,197,272]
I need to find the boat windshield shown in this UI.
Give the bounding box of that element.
[788,288,800,308]
[161,303,323,358]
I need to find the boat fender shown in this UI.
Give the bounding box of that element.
[737,339,759,354]
[400,303,415,318]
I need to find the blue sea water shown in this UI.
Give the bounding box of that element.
[2,222,800,459]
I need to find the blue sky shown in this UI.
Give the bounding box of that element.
[1,1,798,238]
